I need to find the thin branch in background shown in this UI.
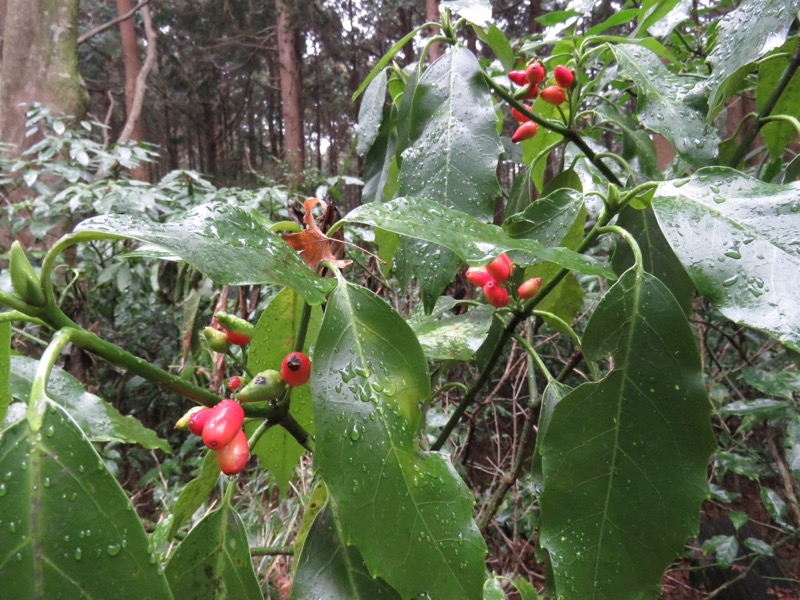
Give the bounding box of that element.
[78,0,152,45]
[117,4,157,145]
[102,90,116,149]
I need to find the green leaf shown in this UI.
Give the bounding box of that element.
[611,206,695,315]
[702,535,739,568]
[291,492,401,599]
[168,451,220,538]
[473,23,515,72]
[0,401,173,598]
[396,239,462,314]
[396,47,503,310]
[9,356,170,452]
[740,366,800,401]
[652,167,800,352]
[165,503,261,599]
[635,0,688,38]
[247,288,320,496]
[398,47,501,215]
[408,297,495,361]
[520,101,564,192]
[593,103,662,181]
[703,0,799,115]
[74,201,333,305]
[744,537,775,556]
[312,280,487,599]
[442,0,493,27]
[760,487,794,529]
[483,575,505,599]
[539,269,715,599]
[611,43,718,165]
[504,189,585,248]
[356,69,387,156]
[362,107,396,203]
[757,39,800,159]
[342,196,616,279]
[0,322,9,424]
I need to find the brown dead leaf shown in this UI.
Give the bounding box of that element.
[282,197,351,271]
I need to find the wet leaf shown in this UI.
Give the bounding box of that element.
[442,0,493,27]
[756,38,800,160]
[312,280,486,599]
[408,297,495,361]
[611,43,718,165]
[9,356,170,452]
[165,503,261,599]
[74,201,333,305]
[0,323,9,424]
[342,196,616,279]
[356,69,387,156]
[539,269,715,599]
[0,401,172,598]
[291,489,401,599]
[702,0,799,115]
[652,167,800,352]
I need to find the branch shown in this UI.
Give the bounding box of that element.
[77,0,152,45]
[117,4,157,145]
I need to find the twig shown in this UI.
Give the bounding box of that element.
[102,90,116,149]
[766,431,800,529]
[77,0,152,45]
[117,4,157,145]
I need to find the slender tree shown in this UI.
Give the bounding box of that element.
[276,0,304,183]
[116,0,148,180]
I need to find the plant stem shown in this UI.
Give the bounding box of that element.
[280,413,314,452]
[27,329,73,432]
[728,42,800,167]
[483,72,622,186]
[294,300,313,353]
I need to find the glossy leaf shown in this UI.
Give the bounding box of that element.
[593,103,661,182]
[611,206,695,314]
[9,356,170,452]
[312,280,486,599]
[0,401,173,598]
[539,269,715,599]
[356,69,387,156]
[292,492,401,599]
[504,189,585,248]
[342,196,616,279]
[398,47,501,217]
[702,0,799,114]
[168,451,220,538]
[165,503,261,599]
[74,201,333,305]
[473,23,515,72]
[408,297,495,361]
[635,0,688,38]
[362,107,396,203]
[247,288,320,496]
[395,47,502,309]
[652,167,800,352]
[521,100,564,192]
[611,43,718,165]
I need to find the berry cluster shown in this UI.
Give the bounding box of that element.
[181,399,249,474]
[176,349,313,475]
[466,253,543,308]
[506,60,575,143]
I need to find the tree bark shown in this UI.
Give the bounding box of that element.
[275,0,304,184]
[426,0,441,62]
[116,0,148,180]
[0,0,86,154]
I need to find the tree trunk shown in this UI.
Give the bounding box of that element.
[0,0,86,153]
[426,0,441,62]
[276,0,304,184]
[116,0,148,180]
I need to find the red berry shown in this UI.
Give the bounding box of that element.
[216,429,249,475]
[554,65,574,88]
[526,84,539,99]
[541,86,567,105]
[187,407,213,436]
[486,255,511,282]
[498,253,512,267]
[202,399,244,449]
[508,70,528,86]
[466,266,493,286]
[281,351,311,386]
[525,62,546,85]
[518,277,543,299]
[225,330,251,346]
[511,104,533,122]
[512,121,538,143]
[227,376,242,391]
[483,281,509,308]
